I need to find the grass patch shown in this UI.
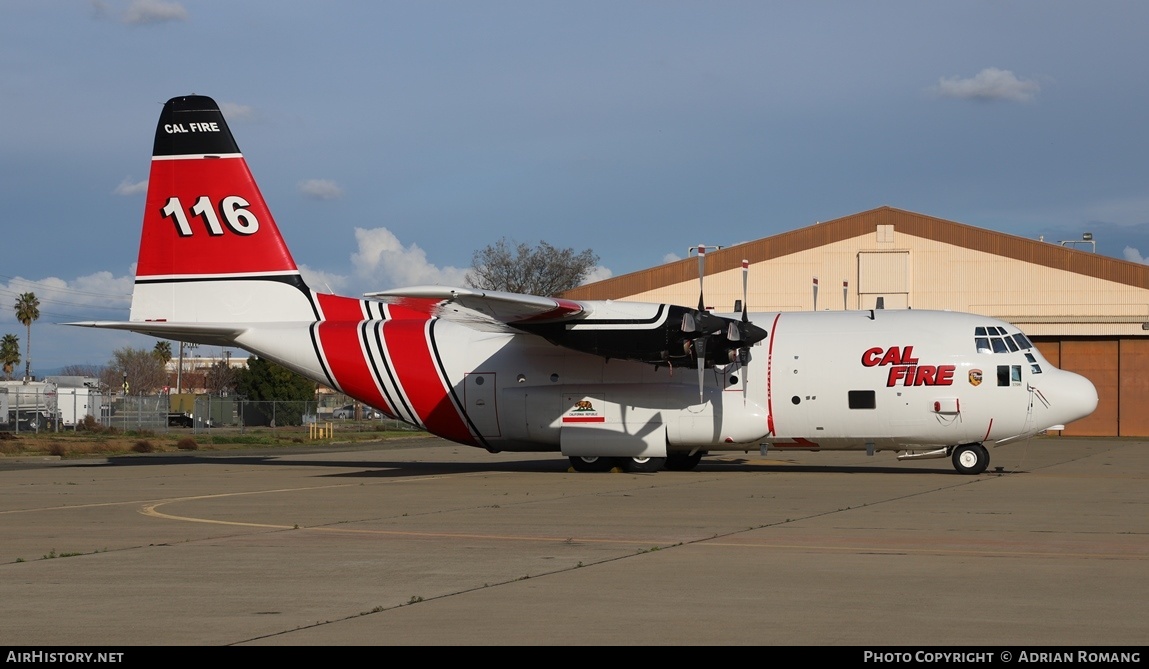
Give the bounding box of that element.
[176,437,198,451]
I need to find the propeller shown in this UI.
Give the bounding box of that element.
[738,259,750,396]
[683,247,766,402]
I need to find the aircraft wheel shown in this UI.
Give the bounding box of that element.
[665,452,703,471]
[569,456,618,473]
[623,456,666,473]
[952,443,989,475]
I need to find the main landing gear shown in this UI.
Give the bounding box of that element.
[567,455,675,473]
[950,443,990,475]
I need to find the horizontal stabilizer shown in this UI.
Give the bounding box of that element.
[66,321,247,347]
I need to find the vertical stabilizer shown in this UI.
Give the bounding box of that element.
[130,95,316,324]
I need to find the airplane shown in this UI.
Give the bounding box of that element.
[71,95,1099,475]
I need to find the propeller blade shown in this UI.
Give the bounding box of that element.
[681,312,697,333]
[695,336,707,403]
[696,245,707,312]
[741,259,749,323]
[740,347,749,398]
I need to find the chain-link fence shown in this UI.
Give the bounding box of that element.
[2,387,419,435]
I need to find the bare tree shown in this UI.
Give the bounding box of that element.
[205,360,237,395]
[465,238,599,296]
[105,347,167,395]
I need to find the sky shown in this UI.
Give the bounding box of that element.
[2,1,1149,374]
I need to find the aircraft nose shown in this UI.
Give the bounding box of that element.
[1053,370,1098,425]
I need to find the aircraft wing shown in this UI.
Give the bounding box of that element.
[369,286,767,373]
[366,286,586,325]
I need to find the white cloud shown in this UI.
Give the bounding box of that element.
[113,177,147,196]
[298,179,345,200]
[122,0,187,25]
[581,265,614,285]
[1123,247,1147,264]
[932,67,1040,102]
[0,271,133,327]
[662,252,682,264]
[219,102,256,122]
[297,264,349,294]
[350,227,469,289]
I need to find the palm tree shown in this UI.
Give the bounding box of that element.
[14,292,40,382]
[152,340,173,365]
[0,334,19,380]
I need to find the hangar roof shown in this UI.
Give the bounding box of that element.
[564,206,1149,300]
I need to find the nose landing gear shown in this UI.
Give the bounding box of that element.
[951,443,990,475]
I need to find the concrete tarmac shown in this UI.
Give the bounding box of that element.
[0,436,1145,646]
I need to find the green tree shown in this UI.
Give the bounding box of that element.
[14,292,39,381]
[0,334,20,380]
[152,340,173,366]
[234,356,316,426]
[466,238,599,296]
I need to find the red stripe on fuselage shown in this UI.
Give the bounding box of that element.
[316,293,366,322]
[766,312,781,436]
[382,319,476,446]
[315,320,394,417]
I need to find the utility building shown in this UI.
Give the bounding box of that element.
[564,206,1149,437]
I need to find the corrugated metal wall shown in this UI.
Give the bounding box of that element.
[1119,339,1149,436]
[1035,338,1149,437]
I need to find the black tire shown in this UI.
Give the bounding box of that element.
[665,452,704,471]
[569,455,618,473]
[623,456,666,473]
[952,443,989,475]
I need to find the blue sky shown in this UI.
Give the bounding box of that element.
[3,1,1149,373]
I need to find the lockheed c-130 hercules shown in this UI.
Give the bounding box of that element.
[72,95,1098,474]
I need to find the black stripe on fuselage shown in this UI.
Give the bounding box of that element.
[427,319,491,451]
[359,319,416,425]
[371,320,419,425]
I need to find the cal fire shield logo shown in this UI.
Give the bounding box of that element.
[969,369,983,386]
[861,346,955,387]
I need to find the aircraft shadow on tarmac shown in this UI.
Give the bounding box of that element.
[93,452,990,478]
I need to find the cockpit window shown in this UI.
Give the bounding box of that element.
[976,326,1034,355]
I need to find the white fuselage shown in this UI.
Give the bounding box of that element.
[235,306,1095,459]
